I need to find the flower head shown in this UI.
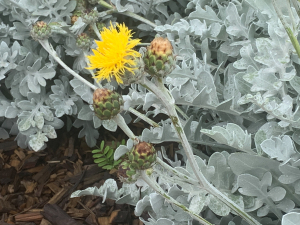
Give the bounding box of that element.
[86,23,141,84]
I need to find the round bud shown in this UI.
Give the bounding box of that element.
[143,37,175,78]
[128,142,156,170]
[93,88,124,120]
[76,33,92,49]
[30,21,52,40]
[82,9,98,24]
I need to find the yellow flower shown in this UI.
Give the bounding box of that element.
[86,23,141,84]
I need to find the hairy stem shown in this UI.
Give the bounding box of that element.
[128,108,160,127]
[91,22,102,41]
[175,105,189,120]
[140,77,261,225]
[140,171,213,225]
[98,0,156,28]
[286,0,296,30]
[156,158,198,185]
[39,40,98,90]
[113,114,138,142]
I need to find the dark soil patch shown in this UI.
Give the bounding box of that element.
[0,128,144,225]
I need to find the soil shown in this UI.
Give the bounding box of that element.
[0,122,149,225]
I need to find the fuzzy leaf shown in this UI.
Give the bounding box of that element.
[73,119,99,147]
[282,212,300,225]
[201,123,254,154]
[260,135,297,163]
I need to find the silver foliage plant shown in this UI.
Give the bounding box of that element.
[2,0,300,224]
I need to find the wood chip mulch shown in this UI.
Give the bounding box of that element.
[0,125,146,225]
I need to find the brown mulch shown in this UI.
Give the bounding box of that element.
[0,123,148,225]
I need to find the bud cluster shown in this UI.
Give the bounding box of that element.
[30,21,52,40]
[76,33,92,49]
[82,9,98,24]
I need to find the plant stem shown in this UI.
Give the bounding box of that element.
[156,158,198,185]
[140,77,208,185]
[140,77,261,225]
[98,0,156,28]
[272,0,300,58]
[113,114,138,142]
[91,22,102,41]
[39,40,98,90]
[140,171,213,225]
[128,108,160,127]
[175,105,189,120]
[137,43,150,46]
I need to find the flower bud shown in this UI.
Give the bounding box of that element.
[117,160,139,183]
[30,21,52,40]
[93,88,124,120]
[76,33,92,49]
[71,10,83,25]
[82,9,98,24]
[143,37,175,78]
[128,142,156,170]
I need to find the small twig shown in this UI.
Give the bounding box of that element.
[113,114,138,142]
[77,201,95,216]
[175,105,189,120]
[59,169,87,207]
[156,157,198,185]
[91,22,102,41]
[128,107,160,127]
[39,39,98,90]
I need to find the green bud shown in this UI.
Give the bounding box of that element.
[128,142,156,170]
[117,160,139,183]
[76,33,92,49]
[82,9,98,24]
[30,21,52,40]
[143,37,175,78]
[93,88,124,120]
